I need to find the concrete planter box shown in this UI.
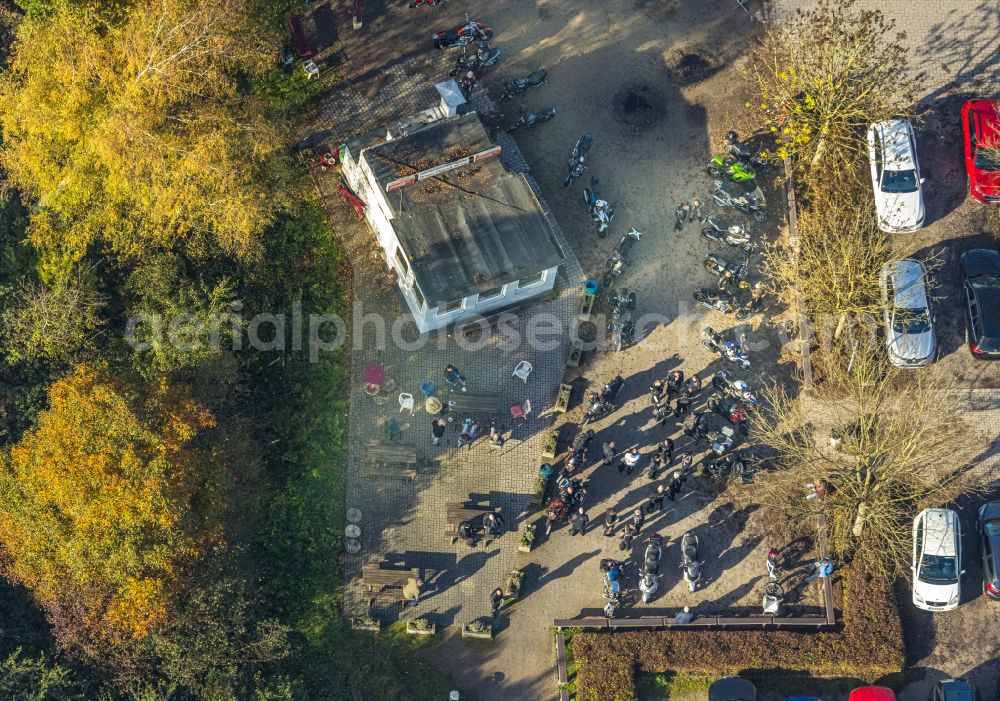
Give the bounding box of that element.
[406,619,436,636]
[350,617,381,632]
[517,524,537,553]
[541,432,558,459]
[505,569,524,600]
[529,474,550,506]
[462,621,494,640]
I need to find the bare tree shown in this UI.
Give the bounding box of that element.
[748,343,981,579]
[762,189,892,342]
[746,0,917,185]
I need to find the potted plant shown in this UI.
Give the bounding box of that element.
[517,526,536,553]
[350,615,381,632]
[462,619,493,640]
[406,617,436,636]
[506,569,523,599]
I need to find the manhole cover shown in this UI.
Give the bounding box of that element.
[612,83,665,131]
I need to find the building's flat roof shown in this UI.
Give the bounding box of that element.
[363,113,565,305]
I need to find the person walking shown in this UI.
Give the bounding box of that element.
[667,369,685,397]
[656,438,674,467]
[646,483,666,513]
[648,452,663,480]
[431,418,447,446]
[649,379,666,406]
[675,393,693,416]
[603,509,618,536]
[402,577,423,607]
[667,471,683,501]
[569,506,589,536]
[489,423,505,450]
[491,588,505,617]
[687,373,702,395]
[803,557,834,583]
[620,447,641,475]
[652,401,672,428]
[631,507,645,533]
[619,522,638,551]
[679,451,694,475]
[601,440,617,468]
[444,364,467,392]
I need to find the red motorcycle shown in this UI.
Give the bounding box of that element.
[544,497,569,535]
[433,20,493,49]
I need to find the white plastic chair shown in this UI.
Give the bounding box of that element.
[398,392,415,415]
[512,360,533,383]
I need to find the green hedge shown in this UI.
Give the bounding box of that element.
[572,562,903,701]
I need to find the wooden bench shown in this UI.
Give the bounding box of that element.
[455,308,521,341]
[288,15,312,57]
[447,392,500,416]
[361,564,418,590]
[366,442,417,465]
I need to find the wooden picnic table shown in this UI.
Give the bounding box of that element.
[445,501,497,534]
[361,564,418,590]
[365,442,417,465]
[447,392,501,416]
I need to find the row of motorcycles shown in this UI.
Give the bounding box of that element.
[433,19,554,131]
[600,531,703,616]
[693,132,770,321]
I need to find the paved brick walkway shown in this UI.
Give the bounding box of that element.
[765,0,1000,106]
[303,81,584,628]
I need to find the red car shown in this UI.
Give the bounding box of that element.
[849,687,896,701]
[962,100,1000,202]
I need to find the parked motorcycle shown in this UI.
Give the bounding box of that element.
[499,68,548,101]
[564,133,592,187]
[602,228,642,286]
[703,253,750,288]
[582,390,614,426]
[701,215,755,254]
[602,374,625,403]
[680,532,703,593]
[433,20,493,49]
[706,392,750,435]
[711,179,767,223]
[557,476,589,508]
[583,179,615,237]
[705,424,737,456]
[692,288,753,321]
[725,131,773,176]
[708,153,756,183]
[712,369,758,407]
[701,326,751,370]
[601,558,624,617]
[507,106,555,132]
[639,533,664,604]
[608,287,637,351]
[448,41,500,76]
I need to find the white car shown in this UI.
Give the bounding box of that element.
[868,119,926,233]
[912,508,963,611]
[879,259,937,367]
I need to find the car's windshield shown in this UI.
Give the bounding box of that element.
[892,307,931,334]
[970,275,1000,288]
[881,168,918,193]
[918,554,958,584]
[974,148,1000,171]
[986,518,1000,536]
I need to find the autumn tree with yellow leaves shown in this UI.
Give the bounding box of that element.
[746,0,918,185]
[0,365,227,650]
[0,0,288,274]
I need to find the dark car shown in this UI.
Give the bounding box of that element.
[960,249,1000,359]
[979,502,1000,599]
[709,676,757,701]
[932,679,979,701]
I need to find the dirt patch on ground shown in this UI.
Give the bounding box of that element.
[612,83,668,132]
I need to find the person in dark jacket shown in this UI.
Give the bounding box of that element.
[646,483,667,513]
[656,437,674,466]
[569,506,589,536]
[431,418,447,446]
[601,440,617,467]
[603,508,618,536]
[667,471,683,501]
[667,369,685,396]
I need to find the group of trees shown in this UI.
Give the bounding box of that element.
[746,0,981,577]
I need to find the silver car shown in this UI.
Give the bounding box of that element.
[879,259,937,367]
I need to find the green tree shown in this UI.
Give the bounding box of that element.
[0,0,287,274]
[0,648,84,700]
[0,365,226,651]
